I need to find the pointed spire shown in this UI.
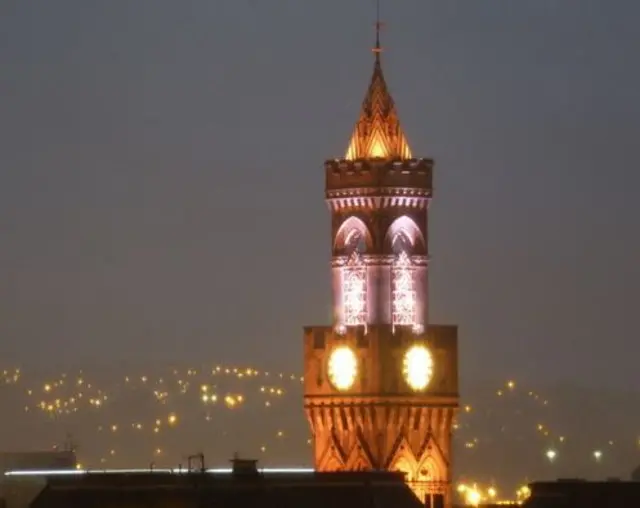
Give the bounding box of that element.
[345,10,412,161]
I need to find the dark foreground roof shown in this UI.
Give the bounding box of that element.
[524,480,640,508]
[30,470,422,508]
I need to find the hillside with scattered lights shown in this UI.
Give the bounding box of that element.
[1,364,639,502]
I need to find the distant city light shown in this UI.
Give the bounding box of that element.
[516,485,531,502]
[0,365,628,497]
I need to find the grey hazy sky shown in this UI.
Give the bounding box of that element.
[1,1,638,388]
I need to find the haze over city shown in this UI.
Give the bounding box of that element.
[1,0,639,501]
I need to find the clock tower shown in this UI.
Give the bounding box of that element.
[303,30,459,508]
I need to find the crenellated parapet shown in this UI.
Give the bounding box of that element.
[325,158,433,197]
[325,158,432,212]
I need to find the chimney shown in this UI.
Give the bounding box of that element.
[230,453,259,478]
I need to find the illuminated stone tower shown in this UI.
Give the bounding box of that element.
[303,28,459,508]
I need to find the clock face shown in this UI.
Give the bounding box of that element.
[403,344,433,391]
[327,346,358,391]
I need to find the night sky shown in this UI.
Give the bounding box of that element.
[1,1,639,390]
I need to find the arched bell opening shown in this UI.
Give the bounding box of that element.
[384,215,425,256]
[386,216,426,331]
[333,216,372,256]
[333,216,372,328]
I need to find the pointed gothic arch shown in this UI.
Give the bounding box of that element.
[346,448,373,471]
[345,433,375,471]
[321,451,345,472]
[334,216,373,255]
[417,436,449,483]
[318,438,347,471]
[385,216,425,255]
[387,435,419,481]
[391,456,417,482]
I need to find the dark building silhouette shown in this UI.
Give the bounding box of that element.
[0,452,76,474]
[522,479,640,507]
[0,451,76,508]
[18,461,423,508]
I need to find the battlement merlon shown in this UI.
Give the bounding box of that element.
[324,158,433,199]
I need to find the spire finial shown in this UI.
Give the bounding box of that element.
[373,0,383,56]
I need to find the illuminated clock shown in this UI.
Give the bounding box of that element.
[327,346,358,391]
[402,344,433,391]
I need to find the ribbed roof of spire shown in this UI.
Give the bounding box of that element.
[345,53,413,161]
